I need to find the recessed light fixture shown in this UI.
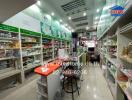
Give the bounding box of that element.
[86,26,89,30]
[87,85,90,89]
[93,94,97,99]
[95,17,99,20]
[51,12,55,16]
[94,21,98,24]
[71,29,74,32]
[96,9,100,13]
[83,12,87,16]
[37,1,41,6]
[60,19,62,22]
[68,17,71,20]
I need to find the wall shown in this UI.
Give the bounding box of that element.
[3,4,71,39]
[3,12,41,32]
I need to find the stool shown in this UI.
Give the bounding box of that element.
[62,69,80,100]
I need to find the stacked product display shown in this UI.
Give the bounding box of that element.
[21,34,41,72]
[54,40,61,58]
[98,2,132,100]
[42,38,53,61]
[0,24,71,88]
[97,0,128,39]
[0,25,21,87]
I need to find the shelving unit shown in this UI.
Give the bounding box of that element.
[98,2,132,100]
[42,38,53,61]
[0,23,71,93]
[20,29,42,79]
[0,24,21,89]
[54,40,61,58]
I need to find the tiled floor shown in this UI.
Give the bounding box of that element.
[1,64,114,100]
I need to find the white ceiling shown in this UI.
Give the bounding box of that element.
[0,0,36,22]
[38,0,105,32]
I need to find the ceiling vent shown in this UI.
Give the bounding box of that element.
[61,0,85,12]
[72,16,88,22]
[76,22,88,27]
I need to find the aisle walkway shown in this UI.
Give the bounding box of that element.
[1,64,114,100]
[63,64,114,100]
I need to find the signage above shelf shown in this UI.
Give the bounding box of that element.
[20,28,41,37]
[0,24,19,33]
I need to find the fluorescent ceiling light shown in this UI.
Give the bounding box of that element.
[96,9,100,13]
[83,12,87,16]
[51,12,54,16]
[37,1,41,6]
[68,17,71,20]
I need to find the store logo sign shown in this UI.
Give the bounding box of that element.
[110,5,124,16]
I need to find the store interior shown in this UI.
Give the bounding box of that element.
[0,0,132,100]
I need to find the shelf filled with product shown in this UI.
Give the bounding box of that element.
[0,23,71,93]
[97,0,131,40]
[106,39,117,58]
[42,38,53,61]
[20,29,41,72]
[105,59,117,98]
[66,41,71,54]
[98,6,132,99]
[0,25,21,80]
[54,40,61,58]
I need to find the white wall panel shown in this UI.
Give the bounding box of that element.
[3,12,41,33]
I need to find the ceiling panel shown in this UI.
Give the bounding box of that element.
[72,16,88,22]
[0,0,36,22]
[76,22,88,27]
[39,0,105,32]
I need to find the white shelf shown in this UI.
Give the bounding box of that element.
[106,78,116,99]
[120,22,132,34]
[108,68,116,79]
[0,48,20,50]
[0,56,19,61]
[0,37,18,41]
[0,69,21,80]
[104,55,120,68]
[22,46,41,49]
[22,53,41,57]
[37,91,48,98]
[37,79,47,87]
[22,42,40,44]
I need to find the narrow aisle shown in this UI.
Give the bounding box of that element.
[63,64,114,100]
[1,64,114,100]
